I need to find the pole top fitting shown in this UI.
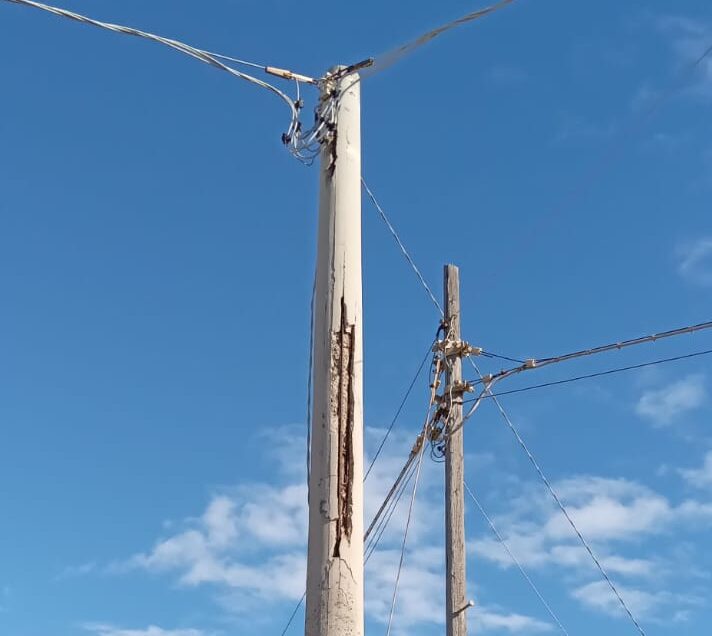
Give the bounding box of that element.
[327,59,374,80]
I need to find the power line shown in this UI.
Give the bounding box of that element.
[365,457,419,563]
[362,0,518,78]
[365,340,435,480]
[474,362,647,636]
[278,452,418,636]
[385,432,428,636]
[534,320,712,367]
[2,0,324,162]
[278,592,306,636]
[472,319,712,385]
[463,348,712,403]
[4,0,280,86]
[362,178,529,365]
[481,350,526,364]
[283,349,436,635]
[362,178,444,316]
[464,482,570,636]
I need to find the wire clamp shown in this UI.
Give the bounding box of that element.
[433,339,482,358]
[524,359,537,369]
[444,380,475,395]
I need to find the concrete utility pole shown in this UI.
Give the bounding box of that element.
[444,264,468,636]
[305,68,364,636]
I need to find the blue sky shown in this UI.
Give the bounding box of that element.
[2,1,712,635]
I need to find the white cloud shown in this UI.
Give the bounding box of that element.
[571,580,700,623]
[680,451,712,488]
[108,423,712,630]
[678,238,712,286]
[126,484,308,601]
[84,625,204,636]
[114,426,549,633]
[469,474,712,623]
[635,374,707,426]
[365,546,551,635]
[481,468,712,625]
[473,610,552,633]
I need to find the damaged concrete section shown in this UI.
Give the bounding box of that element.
[331,296,355,558]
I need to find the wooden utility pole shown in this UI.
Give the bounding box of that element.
[305,68,364,636]
[444,264,468,636]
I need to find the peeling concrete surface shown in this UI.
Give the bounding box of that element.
[332,296,355,558]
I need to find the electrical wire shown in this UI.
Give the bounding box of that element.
[464,481,570,636]
[365,340,436,480]
[534,320,712,368]
[281,449,420,635]
[361,178,537,367]
[365,432,427,543]
[362,177,444,316]
[286,341,440,634]
[2,0,324,162]
[469,355,646,636]
[365,457,420,563]
[463,348,712,403]
[278,592,306,636]
[482,350,526,364]
[385,432,428,636]
[362,0,518,78]
[470,319,712,386]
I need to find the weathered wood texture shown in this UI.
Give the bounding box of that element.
[445,264,468,636]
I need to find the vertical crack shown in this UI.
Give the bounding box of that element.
[331,295,355,558]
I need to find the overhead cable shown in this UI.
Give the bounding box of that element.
[463,348,712,403]
[482,350,526,364]
[362,0,518,78]
[470,356,646,636]
[365,457,419,563]
[365,339,436,480]
[533,320,712,368]
[278,593,306,636]
[464,482,570,636]
[284,350,440,634]
[2,0,323,162]
[472,319,712,385]
[385,432,428,636]
[362,178,444,316]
